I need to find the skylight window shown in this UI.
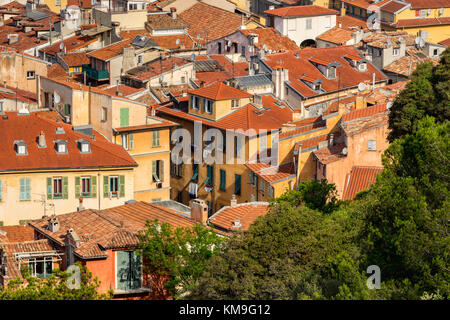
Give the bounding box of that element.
[55,140,68,154]
[14,140,27,155]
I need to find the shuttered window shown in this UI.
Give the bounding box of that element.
[20,178,31,201]
[206,165,213,187]
[192,164,199,182]
[120,108,129,127]
[152,130,160,147]
[116,251,142,291]
[234,174,241,195]
[220,169,226,191]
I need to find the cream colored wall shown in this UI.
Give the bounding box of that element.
[188,94,252,121]
[111,98,148,129]
[0,51,48,92]
[147,64,195,87]
[0,169,134,226]
[112,11,148,30]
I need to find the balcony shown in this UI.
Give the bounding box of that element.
[83,65,109,80]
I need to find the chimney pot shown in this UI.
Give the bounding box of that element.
[230,194,237,207]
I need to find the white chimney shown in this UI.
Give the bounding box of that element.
[38,130,46,148]
[77,197,85,212]
[170,7,177,19]
[48,216,60,233]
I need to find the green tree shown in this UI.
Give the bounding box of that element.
[138,220,223,299]
[0,263,111,300]
[358,117,450,298]
[388,48,450,142]
[272,179,341,214]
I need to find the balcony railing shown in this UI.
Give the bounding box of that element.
[83,65,109,80]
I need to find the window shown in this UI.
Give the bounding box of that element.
[234,174,241,195]
[101,107,107,122]
[53,177,63,199]
[55,140,67,154]
[368,140,377,151]
[241,45,246,57]
[419,9,426,17]
[358,62,367,71]
[268,185,274,198]
[56,0,61,5]
[15,141,27,155]
[64,104,71,116]
[306,18,312,30]
[328,66,336,79]
[204,99,213,114]
[192,164,199,182]
[121,133,133,150]
[109,176,119,197]
[314,83,321,91]
[260,179,265,195]
[231,99,240,109]
[433,49,439,57]
[206,165,213,187]
[249,171,256,186]
[393,48,399,56]
[137,55,142,64]
[28,257,53,278]
[220,169,226,191]
[20,178,30,201]
[152,130,160,147]
[116,251,142,291]
[152,160,164,182]
[79,140,90,153]
[27,71,35,79]
[218,42,222,54]
[191,95,200,110]
[120,108,129,127]
[81,177,91,197]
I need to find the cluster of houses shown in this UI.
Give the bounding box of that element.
[0,0,448,299]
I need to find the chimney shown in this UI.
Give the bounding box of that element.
[170,7,177,19]
[269,5,275,10]
[77,197,85,212]
[38,130,46,148]
[67,228,81,248]
[230,194,237,207]
[0,16,4,27]
[8,34,19,45]
[48,216,60,233]
[190,199,209,225]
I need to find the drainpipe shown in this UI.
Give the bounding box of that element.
[88,83,91,125]
[98,171,101,210]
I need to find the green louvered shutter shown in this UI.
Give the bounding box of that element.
[75,177,81,198]
[129,133,134,150]
[192,164,198,182]
[103,176,109,198]
[47,177,52,200]
[119,175,125,197]
[235,174,241,195]
[207,166,213,186]
[91,176,97,198]
[120,108,129,127]
[25,178,30,201]
[62,177,68,199]
[220,169,226,191]
[152,161,157,181]
[159,161,164,182]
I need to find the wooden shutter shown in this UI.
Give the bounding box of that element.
[103,176,109,198]
[47,177,52,200]
[192,164,198,182]
[119,175,125,197]
[235,174,241,195]
[152,161,157,181]
[62,177,68,199]
[91,176,97,198]
[75,176,81,198]
[207,166,213,186]
[220,170,226,190]
[159,161,164,182]
[120,108,129,127]
[25,178,30,200]
[129,133,134,150]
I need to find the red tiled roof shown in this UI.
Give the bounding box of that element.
[313,143,346,165]
[157,95,293,135]
[114,119,179,132]
[208,202,269,233]
[188,82,252,100]
[124,56,191,82]
[87,39,133,61]
[279,116,326,139]
[383,48,439,77]
[59,51,89,67]
[342,104,387,122]
[29,201,200,259]
[317,27,354,45]
[264,46,387,98]
[264,5,338,17]
[240,27,299,52]
[337,15,370,32]
[67,0,92,9]
[341,108,389,136]
[41,35,96,56]
[407,0,450,9]
[388,17,450,28]
[439,37,450,46]
[380,0,409,13]
[47,64,68,79]
[101,84,144,97]
[246,161,296,184]
[0,225,35,242]
[179,2,244,42]
[0,112,137,172]
[342,166,383,200]
[0,86,37,104]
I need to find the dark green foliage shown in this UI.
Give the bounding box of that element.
[272,179,341,214]
[138,220,223,299]
[0,263,110,300]
[388,48,450,142]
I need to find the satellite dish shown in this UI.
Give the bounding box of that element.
[342,147,347,156]
[263,44,268,52]
[358,82,367,92]
[419,38,425,48]
[54,92,60,104]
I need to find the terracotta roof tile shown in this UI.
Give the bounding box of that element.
[342,108,389,136]
[188,82,252,100]
[380,0,409,13]
[0,112,137,172]
[245,162,296,184]
[383,48,439,77]
[0,225,35,242]
[387,17,450,28]
[124,56,191,82]
[208,202,269,232]
[40,35,97,56]
[58,51,89,67]
[439,37,450,46]
[87,39,133,61]
[264,5,338,17]
[0,85,37,104]
[342,166,383,200]
[313,143,346,165]
[146,12,188,30]
[240,27,299,52]
[317,27,354,45]
[407,0,450,9]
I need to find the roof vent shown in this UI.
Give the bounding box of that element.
[18,107,30,115]
[56,126,65,134]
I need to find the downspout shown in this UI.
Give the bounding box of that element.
[98,170,101,210]
[88,83,91,125]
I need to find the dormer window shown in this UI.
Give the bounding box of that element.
[191,95,200,110]
[231,99,240,109]
[204,99,213,114]
[327,66,336,79]
[14,140,27,155]
[56,126,65,134]
[314,83,321,91]
[77,139,90,153]
[55,140,67,154]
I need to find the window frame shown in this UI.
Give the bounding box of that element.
[81,176,91,197]
[52,177,63,199]
[368,139,377,151]
[109,176,119,197]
